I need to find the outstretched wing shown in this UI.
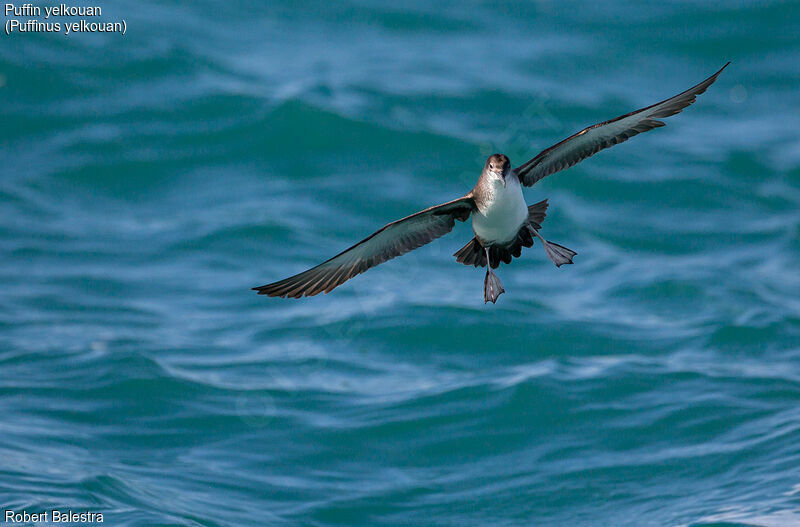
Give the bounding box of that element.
[514,63,729,187]
[254,195,475,298]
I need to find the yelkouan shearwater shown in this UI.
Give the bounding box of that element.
[255,63,728,303]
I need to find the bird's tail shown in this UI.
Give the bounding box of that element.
[454,199,549,268]
[526,198,548,230]
[453,237,484,267]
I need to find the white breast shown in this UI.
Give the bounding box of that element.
[472,175,529,244]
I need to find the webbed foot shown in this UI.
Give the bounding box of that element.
[529,227,577,267]
[483,269,505,304]
[542,240,577,267]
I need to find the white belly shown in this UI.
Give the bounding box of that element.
[472,176,528,244]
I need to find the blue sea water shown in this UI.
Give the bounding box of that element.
[2,1,800,525]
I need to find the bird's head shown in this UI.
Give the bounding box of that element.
[484,153,511,187]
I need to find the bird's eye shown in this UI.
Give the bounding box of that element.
[490,164,494,169]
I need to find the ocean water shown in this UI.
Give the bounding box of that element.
[2,1,800,525]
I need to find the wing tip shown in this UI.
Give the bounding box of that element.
[710,61,731,81]
[253,279,340,298]
[252,284,291,298]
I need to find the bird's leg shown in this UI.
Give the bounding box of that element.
[530,227,577,267]
[483,246,504,304]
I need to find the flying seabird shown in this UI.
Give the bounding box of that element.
[254,63,728,303]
